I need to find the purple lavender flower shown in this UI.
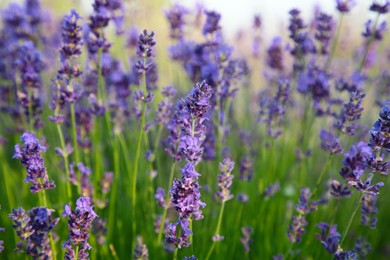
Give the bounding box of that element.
[319,129,343,154]
[154,187,166,209]
[315,12,333,55]
[58,9,83,79]
[134,236,149,260]
[336,0,356,13]
[239,156,254,181]
[63,197,97,260]
[9,206,59,259]
[13,132,55,193]
[287,215,308,243]
[240,226,253,252]
[354,237,372,258]
[165,4,188,40]
[263,182,280,198]
[237,193,249,203]
[330,179,351,198]
[0,206,4,253]
[369,1,389,14]
[339,142,371,182]
[216,158,235,202]
[79,162,94,198]
[202,10,221,35]
[166,81,212,249]
[267,37,284,71]
[362,20,387,41]
[183,256,198,260]
[316,222,340,255]
[92,218,107,245]
[100,172,113,195]
[334,90,365,136]
[361,193,379,228]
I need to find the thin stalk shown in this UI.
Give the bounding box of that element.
[311,154,333,198]
[157,161,176,245]
[205,201,226,260]
[358,13,380,73]
[27,88,34,132]
[70,103,80,164]
[56,124,72,202]
[324,14,344,71]
[340,192,364,247]
[40,189,57,260]
[132,60,148,236]
[107,136,120,243]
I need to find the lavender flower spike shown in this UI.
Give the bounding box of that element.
[319,129,343,154]
[13,132,55,193]
[9,206,59,259]
[63,197,97,260]
[216,158,235,202]
[134,236,149,260]
[0,206,4,253]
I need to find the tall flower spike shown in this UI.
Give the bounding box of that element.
[216,157,235,202]
[63,197,97,260]
[13,132,55,193]
[9,206,59,259]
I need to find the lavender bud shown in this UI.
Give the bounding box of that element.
[216,158,235,202]
[202,10,221,35]
[240,226,253,252]
[134,236,149,260]
[154,187,166,209]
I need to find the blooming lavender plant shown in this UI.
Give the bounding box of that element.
[9,206,59,259]
[166,81,212,249]
[13,132,55,193]
[63,197,97,259]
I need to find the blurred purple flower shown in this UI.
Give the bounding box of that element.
[165,4,188,40]
[240,226,253,252]
[319,129,343,154]
[13,132,55,193]
[134,236,149,260]
[202,10,221,35]
[216,158,235,202]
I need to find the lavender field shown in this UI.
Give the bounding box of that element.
[0,0,389,259]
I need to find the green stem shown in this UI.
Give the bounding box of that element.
[324,14,344,71]
[358,13,380,73]
[40,189,57,260]
[340,192,364,247]
[56,124,72,203]
[173,246,178,260]
[70,103,80,164]
[27,87,34,132]
[107,136,120,243]
[157,161,176,246]
[205,201,226,260]
[311,154,333,199]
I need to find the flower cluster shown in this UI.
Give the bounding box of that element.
[13,132,55,193]
[166,81,212,248]
[9,206,59,259]
[216,157,235,202]
[134,236,149,260]
[319,129,343,154]
[63,197,97,259]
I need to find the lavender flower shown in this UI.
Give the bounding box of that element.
[339,142,371,183]
[0,206,3,253]
[288,215,308,243]
[330,179,352,198]
[263,182,280,198]
[9,206,59,259]
[315,12,333,55]
[183,256,198,260]
[361,193,379,228]
[239,157,254,181]
[13,132,55,193]
[237,193,249,203]
[362,20,387,41]
[165,4,188,40]
[240,226,253,252]
[336,0,356,13]
[267,37,284,71]
[334,90,365,136]
[154,187,167,209]
[368,102,390,174]
[100,172,113,195]
[202,11,221,35]
[63,197,97,260]
[92,218,107,245]
[319,129,343,154]
[316,223,341,256]
[79,163,94,198]
[166,82,212,249]
[216,157,235,202]
[134,236,149,260]
[354,237,372,258]
[369,1,389,14]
